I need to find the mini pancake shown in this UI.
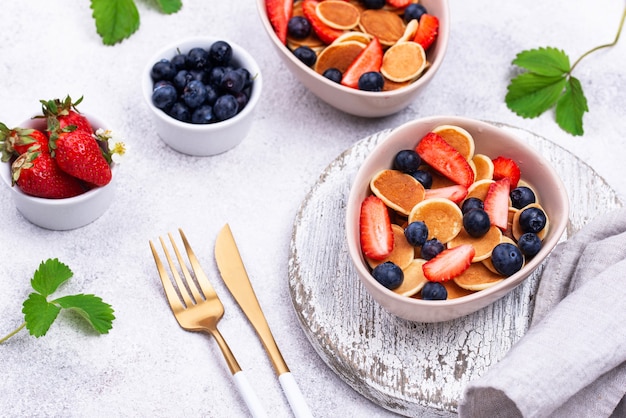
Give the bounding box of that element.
[408,197,463,243]
[512,203,549,241]
[440,279,475,299]
[482,235,516,273]
[315,40,365,74]
[331,31,372,45]
[370,169,425,216]
[454,262,505,291]
[448,225,502,262]
[516,179,541,205]
[380,41,426,82]
[366,224,415,269]
[383,78,412,91]
[472,154,494,181]
[358,9,406,46]
[394,258,428,297]
[466,179,494,201]
[397,19,419,43]
[431,125,475,161]
[316,0,360,30]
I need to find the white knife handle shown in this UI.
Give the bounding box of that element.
[279,372,313,418]
[233,371,268,418]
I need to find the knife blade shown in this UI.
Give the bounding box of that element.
[214,224,313,418]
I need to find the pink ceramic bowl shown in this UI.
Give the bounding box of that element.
[257,0,449,118]
[345,116,569,322]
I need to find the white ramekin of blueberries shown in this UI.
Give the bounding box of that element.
[142,37,262,156]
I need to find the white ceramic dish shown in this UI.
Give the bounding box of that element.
[1,114,117,231]
[256,0,449,118]
[345,116,570,322]
[142,36,262,156]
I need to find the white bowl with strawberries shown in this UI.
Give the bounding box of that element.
[345,116,569,322]
[0,96,125,230]
[258,0,449,117]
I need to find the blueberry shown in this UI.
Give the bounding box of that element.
[491,243,524,276]
[463,209,491,237]
[518,232,542,257]
[322,68,342,83]
[189,69,210,84]
[168,101,191,122]
[293,46,317,67]
[187,47,210,70]
[461,197,484,214]
[510,186,536,209]
[411,170,432,189]
[393,150,421,173]
[403,4,428,23]
[519,207,547,233]
[288,16,312,39]
[173,70,193,91]
[208,66,228,86]
[204,84,220,106]
[235,67,253,88]
[209,41,233,65]
[220,69,246,93]
[405,221,428,247]
[362,0,385,9]
[171,53,189,71]
[183,80,208,109]
[371,262,403,290]
[358,71,384,92]
[234,90,250,111]
[191,105,215,124]
[152,82,177,110]
[151,59,177,81]
[421,238,444,260]
[213,94,239,121]
[421,282,447,300]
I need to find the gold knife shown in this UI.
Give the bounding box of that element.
[214,224,313,418]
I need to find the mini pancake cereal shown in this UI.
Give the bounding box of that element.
[358,124,551,301]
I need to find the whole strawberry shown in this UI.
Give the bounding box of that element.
[11,150,85,199]
[41,96,93,135]
[0,124,49,161]
[53,130,112,187]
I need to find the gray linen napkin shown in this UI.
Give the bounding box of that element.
[458,207,626,418]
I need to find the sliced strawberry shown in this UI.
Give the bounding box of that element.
[424,184,468,204]
[302,0,343,44]
[423,244,475,282]
[492,156,521,189]
[386,0,412,7]
[266,0,293,44]
[483,177,511,230]
[415,132,475,188]
[359,195,394,261]
[413,14,439,50]
[341,38,383,89]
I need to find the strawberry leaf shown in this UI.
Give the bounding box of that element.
[506,73,567,118]
[512,47,570,76]
[156,0,183,14]
[22,293,61,337]
[91,0,140,46]
[556,76,588,136]
[54,294,116,334]
[30,258,73,297]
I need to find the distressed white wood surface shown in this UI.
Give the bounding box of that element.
[288,123,623,417]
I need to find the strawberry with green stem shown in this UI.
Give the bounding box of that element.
[0,124,49,161]
[11,150,86,198]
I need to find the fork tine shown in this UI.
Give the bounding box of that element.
[179,228,218,298]
[168,232,205,303]
[150,239,186,312]
[159,235,196,308]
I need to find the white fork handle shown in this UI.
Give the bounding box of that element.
[233,371,268,418]
[279,372,313,418]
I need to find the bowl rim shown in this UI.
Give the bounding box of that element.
[256,0,450,98]
[142,36,263,131]
[345,115,570,309]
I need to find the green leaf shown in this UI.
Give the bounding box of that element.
[512,47,571,77]
[156,0,183,14]
[506,73,567,118]
[556,76,589,136]
[22,293,61,337]
[91,0,140,46]
[54,294,116,334]
[30,258,73,297]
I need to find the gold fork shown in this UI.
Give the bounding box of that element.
[149,229,267,418]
